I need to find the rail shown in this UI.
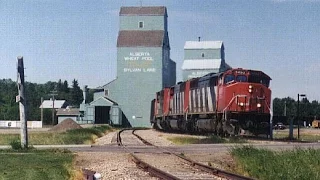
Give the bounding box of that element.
[117,128,254,180]
[117,128,181,179]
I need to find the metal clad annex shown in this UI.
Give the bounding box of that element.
[92,6,176,127]
[182,40,230,81]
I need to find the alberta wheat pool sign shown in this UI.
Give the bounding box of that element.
[123,52,156,73]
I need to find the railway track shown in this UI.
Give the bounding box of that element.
[117,128,254,180]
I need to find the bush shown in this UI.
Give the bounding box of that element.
[9,139,22,150]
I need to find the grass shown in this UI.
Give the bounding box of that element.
[273,130,320,142]
[0,149,78,180]
[231,146,320,180]
[0,125,112,145]
[167,135,247,145]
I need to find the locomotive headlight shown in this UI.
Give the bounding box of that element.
[257,103,261,108]
[248,85,253,93]
[239,102,244,106]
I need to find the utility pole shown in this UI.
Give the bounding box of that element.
[16,56,28,148]
[41,97,43,124]
[49,91,58,125]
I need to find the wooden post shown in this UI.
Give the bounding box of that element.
[49,91,58,125]
[41,97,43,123]
[17,56,28,148]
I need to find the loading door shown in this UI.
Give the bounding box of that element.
[110,106,122,125]
[86,106,94,123]
[94,106,110,124]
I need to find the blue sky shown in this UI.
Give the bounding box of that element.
[1,0,319,100]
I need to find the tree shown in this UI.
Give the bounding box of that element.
[0,78,84,124]
[70,79,83,107]
[273,97,296,117]
[62,80,69,93]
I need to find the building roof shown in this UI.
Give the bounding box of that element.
[182,59,222,70]
[56,108,80,116]
[39,100,67,109]
[119,6,166,16]
[184,41,223,50]
[90,96,118,106]
[117,30,164,47]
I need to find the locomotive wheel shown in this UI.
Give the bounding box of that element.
[152,123,159,130]
[222,119,239,136]
[216,120,224,136]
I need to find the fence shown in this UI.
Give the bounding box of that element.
[0,121,42,128]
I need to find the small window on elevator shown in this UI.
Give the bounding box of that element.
[139,21,144,28]
[104,89,109,97]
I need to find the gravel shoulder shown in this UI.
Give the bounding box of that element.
[75,152,158,180]
[134,129,235,171]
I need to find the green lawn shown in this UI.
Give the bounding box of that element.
[0,149,77,180]
[231,146,320,180]
[0,125,112,145]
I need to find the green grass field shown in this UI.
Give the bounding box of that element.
[0,125,112,145]
[231,146,320,180]
[273,129,320,142]
[0,149,77,180]
[167,135,247,145]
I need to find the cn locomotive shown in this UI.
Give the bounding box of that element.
[150,68,272,136]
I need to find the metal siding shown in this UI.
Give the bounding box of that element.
[202,87,206,112]
[192,90,196,112]
[207,86,213,111]
[110,106,122,125]
[184,49,221,60]
[93,91,104,100]
[182,42,226,81]
[170,97,173,114]
[106,47,163,127]
[182,59,221,70]
[189,90,192,112]
[184,41,223,49]
[182,69,219,82]
[181,92,184,114]
[86,106,95,122]
[90,98,114,106]
[120,16,164,31]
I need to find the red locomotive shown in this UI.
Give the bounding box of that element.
[150,68,272,136]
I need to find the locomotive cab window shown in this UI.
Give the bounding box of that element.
[236,75,247,82]
[261,78,270,87]
[224,74,235,84]
[248,75,270,87]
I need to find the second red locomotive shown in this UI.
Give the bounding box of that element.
[150,68,272,136]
